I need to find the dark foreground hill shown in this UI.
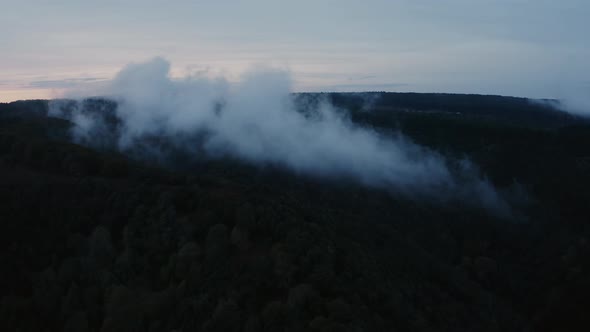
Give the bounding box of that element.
[1,93,590,331]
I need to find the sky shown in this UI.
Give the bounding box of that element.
[1,0,589,102]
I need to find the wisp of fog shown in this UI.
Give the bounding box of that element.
[558,91,590,117]
[49,57,514,216]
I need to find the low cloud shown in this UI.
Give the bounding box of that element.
[50,57,515,216]
[558,93,590,117]
[535,82,590,117]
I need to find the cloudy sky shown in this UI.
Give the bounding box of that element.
[0,0,588,102]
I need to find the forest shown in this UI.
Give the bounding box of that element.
[1,92,590,331]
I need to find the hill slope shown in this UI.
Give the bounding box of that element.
[1,94,590,331]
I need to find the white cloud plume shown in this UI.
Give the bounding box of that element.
[50,57,514,216]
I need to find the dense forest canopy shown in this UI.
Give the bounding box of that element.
[1,92,590,331]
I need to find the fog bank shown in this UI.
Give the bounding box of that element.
[50,57,514,215]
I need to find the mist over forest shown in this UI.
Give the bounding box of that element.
[2,64,590,331]
[4,0,590,329]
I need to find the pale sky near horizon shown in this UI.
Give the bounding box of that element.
[1,0,589,102]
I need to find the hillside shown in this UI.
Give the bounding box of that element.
[1,93,590,332]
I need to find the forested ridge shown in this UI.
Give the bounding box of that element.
[1,93,590,331]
